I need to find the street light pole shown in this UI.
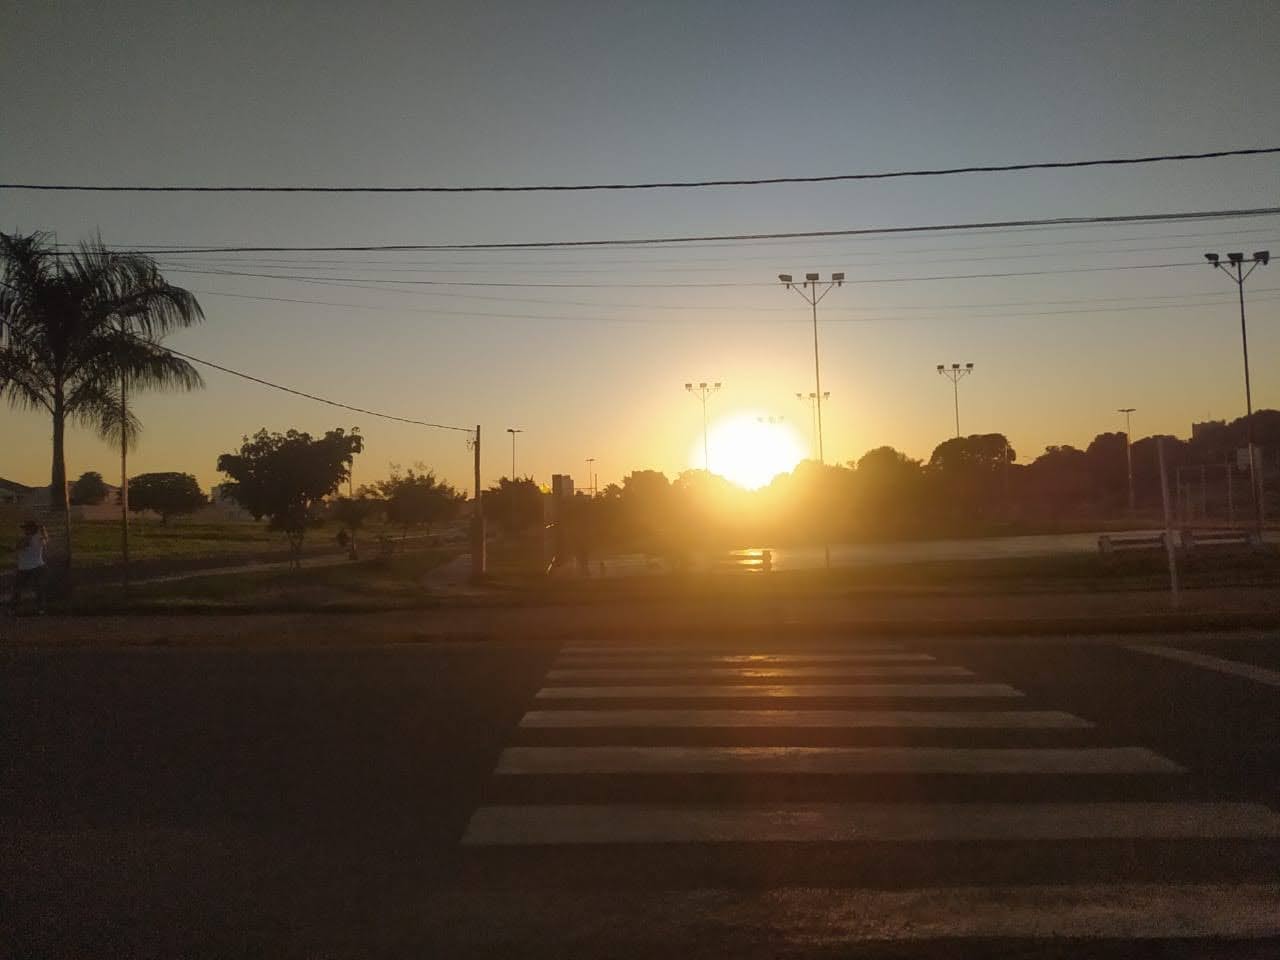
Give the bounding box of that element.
[506,427,523,479]
[795,391,830,459]
[1118,408,1136,513]
[780,273,844,570]
[685,381,722,472]
[1205,250,1270,533]
[936,363,974,438]
[780,273,843,463]
[585,457,597,496]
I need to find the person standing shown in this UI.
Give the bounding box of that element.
[12,520,48,615]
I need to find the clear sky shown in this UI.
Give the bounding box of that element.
[4,0,1279,494]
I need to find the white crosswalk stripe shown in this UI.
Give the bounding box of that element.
[545,664,972,680]
[519,708,1093,728]
[536,682,1023,698]
[460,640,1277,943]
[464,801,1280,844]
[494,745,1183,775]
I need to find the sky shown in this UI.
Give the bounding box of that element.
[3,0,1279,494]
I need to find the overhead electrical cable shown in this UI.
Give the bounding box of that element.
[155,342,473,432]
[106,206,1280,254]
[4,146,1278,193]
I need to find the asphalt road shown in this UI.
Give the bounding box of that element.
[3,630,1279,958]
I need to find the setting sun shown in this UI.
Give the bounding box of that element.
[692,412,808,490]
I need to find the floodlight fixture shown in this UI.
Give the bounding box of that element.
[684,382,693,390]
[966,362,974,370]
[1205,253,1220,265]
[1228,252,1244,264]
[805,272,820,282]
[778,273,793,284]
[936,364,944,372]
[1254,251,1270,265]
[832,272,845,284]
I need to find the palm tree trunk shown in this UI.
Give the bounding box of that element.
[120,371,130,589]
[51,390,72,589]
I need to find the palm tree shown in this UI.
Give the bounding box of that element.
[0,231,204,588]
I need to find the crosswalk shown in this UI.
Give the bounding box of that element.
[459,639,1280,947]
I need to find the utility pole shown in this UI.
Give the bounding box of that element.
[506,427,523,479]
[1118,408,1136,513]
[585,457,597,496]
[470,425,485,580]
[1205,250,1270,533]
[937,363,975,438]
[795,391,829,458]
[780,272,844,570]
[685,381,721,471]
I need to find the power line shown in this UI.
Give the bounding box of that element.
[157,342,473,433]
[110,206,1280,254]
[5,146,1278,194]
[165,259,1211,289]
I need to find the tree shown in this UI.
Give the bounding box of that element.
[376,468,464,540]
[127,472,207,524]
[0,232,202,583]
[331,494,382,558]
[69,471,108,506]
[217,428,363,566]
[483,477,544,537]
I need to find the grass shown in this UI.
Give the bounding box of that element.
[74,548,460,613]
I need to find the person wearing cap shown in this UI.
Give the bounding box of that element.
[12,520,48,615]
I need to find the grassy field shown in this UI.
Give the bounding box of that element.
[75,549,460,613]
[61,537,1280,615]
[53,517,456,566]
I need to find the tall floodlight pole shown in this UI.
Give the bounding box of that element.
[1205,250,1270,533]
[1118,408,1136,513]
[795,391,830,458]
[780,273,844,570]
[936,363,974,438]
[780,273,843,463]
[685,381,722,471]
[506,427,523,478]
[585,457,597,496]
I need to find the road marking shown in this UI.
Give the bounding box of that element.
[462,801,1280,844]
[424,885,1280,939]
[518,709,1093,729]
[535,683,1025,699]
[560,645,904,656]
[546,666,973,681]
[555,653,935,665]
[494,746,1183,775]
[1127,643,1280,688]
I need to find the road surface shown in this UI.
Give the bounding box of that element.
[4,629,1278,957]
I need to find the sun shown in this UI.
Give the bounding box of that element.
[691,412,808,489]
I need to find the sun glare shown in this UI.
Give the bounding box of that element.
[692,412,808,490]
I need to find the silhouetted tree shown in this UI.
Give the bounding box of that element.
[217,427,363,566]
[1085,432,1128,507]
[483,477,544,537]
[0,231,202,581]
[376,468,464,541]
[69,470,108,505]
[127,472,207,524]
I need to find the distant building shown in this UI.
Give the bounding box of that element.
[551,474,574,500]
[1192,419,1226,439]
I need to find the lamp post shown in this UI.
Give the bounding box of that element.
[685,381,721,472]
[795,391,830,458]
[585,457,597,496]
[780,272,844,571]
[936,363,974,438]
[506,427,523,479]
[779,273,843,464]
[1205,250,1270,532]
[1118,408,1136,513]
